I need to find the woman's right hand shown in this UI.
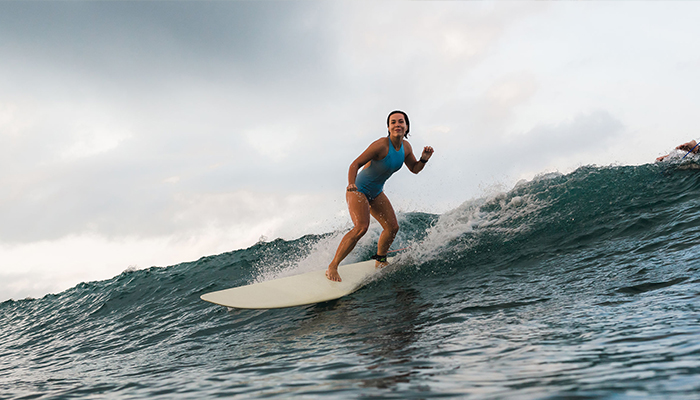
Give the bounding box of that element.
[347,184,358,192]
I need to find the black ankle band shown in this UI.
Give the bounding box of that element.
[371,254,387,263]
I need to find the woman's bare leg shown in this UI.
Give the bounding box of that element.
[368,192,399,268]
[326,191,370,282]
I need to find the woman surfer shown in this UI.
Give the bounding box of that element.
[326,110,434,282]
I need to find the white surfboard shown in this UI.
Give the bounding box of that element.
[200,257,393,309]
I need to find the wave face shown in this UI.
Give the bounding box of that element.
[2,163,700,399]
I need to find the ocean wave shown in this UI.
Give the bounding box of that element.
[2,163,700,399]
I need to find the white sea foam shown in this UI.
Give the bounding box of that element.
[403,177,550,265]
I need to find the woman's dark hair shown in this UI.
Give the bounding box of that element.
[387,110,410,138]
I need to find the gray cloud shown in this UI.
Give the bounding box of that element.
[508,110,625,168]
[0,2,336,86]
[0,1,688,249]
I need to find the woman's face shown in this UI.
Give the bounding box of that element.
[388,113,408,138]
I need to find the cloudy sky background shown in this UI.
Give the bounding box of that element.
[2,1,699,301]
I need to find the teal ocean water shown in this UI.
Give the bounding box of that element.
[2,163,700,399]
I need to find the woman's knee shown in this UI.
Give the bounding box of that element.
[388,222,399,236]
[351,223,369,239]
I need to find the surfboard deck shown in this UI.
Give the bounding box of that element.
[200,257,393,309]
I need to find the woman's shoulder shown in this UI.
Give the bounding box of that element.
[369,137,391,149]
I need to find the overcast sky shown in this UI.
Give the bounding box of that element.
[2,1,699,301]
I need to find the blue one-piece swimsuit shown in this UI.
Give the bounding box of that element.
[356,139,405,201]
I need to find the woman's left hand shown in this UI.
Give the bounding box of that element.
[421,146,434,162]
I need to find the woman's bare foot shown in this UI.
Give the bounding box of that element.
[326,266,342,282]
